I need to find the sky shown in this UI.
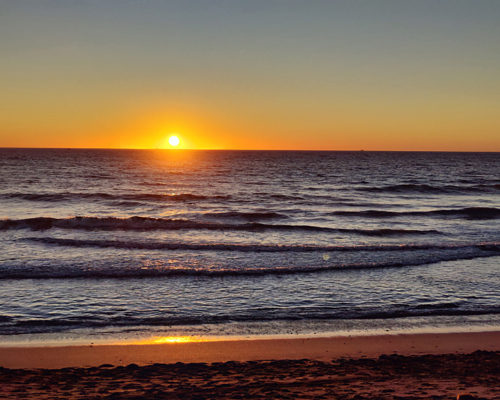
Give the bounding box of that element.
[1,0,499,151]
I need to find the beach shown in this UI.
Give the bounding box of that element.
[1,331,499,399]
[2,0,500,397]
[1,151,499,398]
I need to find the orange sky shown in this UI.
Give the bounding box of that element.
[1,2,499,151]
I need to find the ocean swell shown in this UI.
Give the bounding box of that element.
[0,192,228,203]
[357,183,500,194]
[0,216,441,236]
[24,237,500,253]
[1,243,498,279]
[330,207,500,220]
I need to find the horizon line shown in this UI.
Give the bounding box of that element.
[0,146,499,153]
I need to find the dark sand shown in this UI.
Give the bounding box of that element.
[1,332,499,399]
[1,352,499,399]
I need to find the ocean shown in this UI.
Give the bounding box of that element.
[0,149,499,345]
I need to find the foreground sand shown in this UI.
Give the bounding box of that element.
[0,332,499,399]
[1,331,500,369]
[0,352,499,399]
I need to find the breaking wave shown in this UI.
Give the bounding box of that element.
[0,216,441,236]
[0,192,228,202]
[357,183,500,194]
[201,211,288,221]
[330,207,500,220]
[2,305,500,335]
[2,241,499,279]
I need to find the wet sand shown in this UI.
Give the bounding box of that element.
[0,331,499,399]
[1,331,499,369]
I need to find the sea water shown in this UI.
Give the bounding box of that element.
[0,149,499,344]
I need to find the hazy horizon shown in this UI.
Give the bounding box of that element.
[1,146,500,153]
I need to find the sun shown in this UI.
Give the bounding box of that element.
[168,135,180,147]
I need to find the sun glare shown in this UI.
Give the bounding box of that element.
[168,135,180,147]
[128,336,205,344]
[153,336,194,344]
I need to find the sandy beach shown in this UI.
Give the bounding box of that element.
[1,331,499,399]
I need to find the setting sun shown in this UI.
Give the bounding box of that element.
[168,135,180,147]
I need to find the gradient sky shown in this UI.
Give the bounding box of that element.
[1,0,499,150]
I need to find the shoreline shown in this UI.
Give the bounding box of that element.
[3,313,500,348]
[1,330,499,369]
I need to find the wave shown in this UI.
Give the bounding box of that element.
[414,302,460,310]
[252,192,306,201]
[330,207,500,220]
[1,243,498,279]
[0,192,228,203]
[202,211,288,221]
[25,237,500,253]
[2,306,500,335]
[268,194,305,200]
[357,183,500,194]
[0,216,441,236]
